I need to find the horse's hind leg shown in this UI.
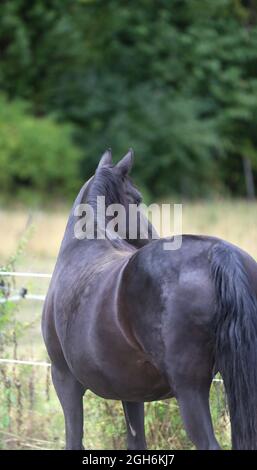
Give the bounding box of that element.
[51,364,85,449]
[177,386,220,450]
[122,401,147,450]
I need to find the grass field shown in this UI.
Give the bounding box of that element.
[1,198,257,449]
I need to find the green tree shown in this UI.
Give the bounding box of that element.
[1,0,257,198]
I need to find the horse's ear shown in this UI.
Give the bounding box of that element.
[116,149,134,176]
[98,149,112,169]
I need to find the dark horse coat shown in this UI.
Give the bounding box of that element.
[42,150,257,450]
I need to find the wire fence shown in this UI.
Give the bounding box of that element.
[0,270,49,364]
[0,271,48,303]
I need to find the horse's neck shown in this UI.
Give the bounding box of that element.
[60,178,159,252]
[126,210,160,248]
[60,179,93,250]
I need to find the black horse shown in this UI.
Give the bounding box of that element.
[42,149,257,450]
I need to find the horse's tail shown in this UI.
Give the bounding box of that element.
[210,242,257,449]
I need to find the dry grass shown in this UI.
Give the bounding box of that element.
[161,199,257,260]
[0,208,67,271]
[1,198,257,267]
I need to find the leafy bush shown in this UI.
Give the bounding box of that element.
[0,94,82,201]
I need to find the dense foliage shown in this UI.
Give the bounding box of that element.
[0,96,81,200]
[1,0,257,199]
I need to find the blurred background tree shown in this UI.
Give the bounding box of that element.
[1,0,257,200]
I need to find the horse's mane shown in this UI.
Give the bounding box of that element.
[86,167,126,212]
[64,167,157,251]
[77,167,133,250]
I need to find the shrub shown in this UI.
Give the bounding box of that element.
[0,94,82,201]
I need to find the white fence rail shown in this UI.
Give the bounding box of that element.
[0,358,51,367]
[0,271,48,303]
[0,294,45,304]
[0,271,52,278]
